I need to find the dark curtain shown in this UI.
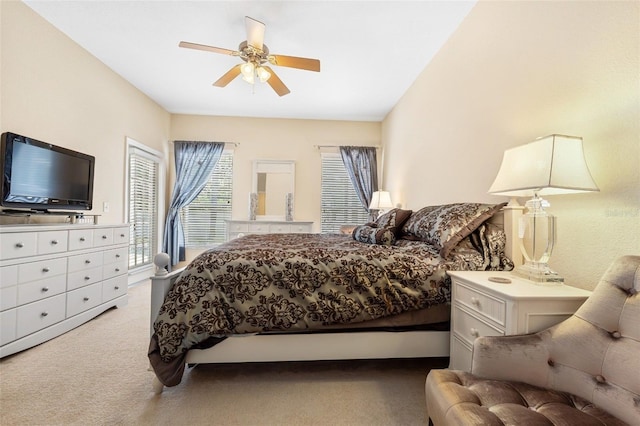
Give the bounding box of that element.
[162,141,225,266]
[339,146,378,221]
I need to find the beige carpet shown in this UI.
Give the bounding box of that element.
[0,280,447,425]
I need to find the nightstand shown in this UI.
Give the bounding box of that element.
[447,271,591,372]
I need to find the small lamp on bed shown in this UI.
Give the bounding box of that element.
[369,191,394,218]
[488,134,599,284]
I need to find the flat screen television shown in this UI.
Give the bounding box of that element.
[1,131,95,212]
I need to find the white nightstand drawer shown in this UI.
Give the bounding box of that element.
[456,282,506,326]
[453,305,504,347]
[450,335,473,372]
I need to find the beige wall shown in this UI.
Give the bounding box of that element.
[170,114,380,226]
[382,0,640,289]
[1,1,171,225]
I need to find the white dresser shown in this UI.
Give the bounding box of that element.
[226,220,314,241]
[447,271,591,372]
[0,223,130,358]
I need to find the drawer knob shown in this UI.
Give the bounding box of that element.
[470,328,480,338]
[84,276,91,281]
[471,297,480,306]
[115,268,120,272]
[51,240,58,245]
[15,242,24,248]
[41,287,49,292]
[102,235,108,239]
[42,267,50,273]
[85,259,91,264]
[114,286,120,290]
[120,233,125,238]
[83,297,90,302]
[116,254,121,258]
[41,312,48,317]
[80,237,86,242]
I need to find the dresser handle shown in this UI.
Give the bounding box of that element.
[114,286,120,290]
[42,287,49,292]
[115,254,121,258]
[84,276,91,281]
[115,268,120,272]
[15,242,24,248]
[83,297,90,301]
[41,312,49,317]
[102,235,108,239]
[80,237,86,242]
[471,297,480,306]
[120,233,125,238]
[51,240,58,245]
[470,328,480,338]
[42,267,50,273]
[85,259,91,264]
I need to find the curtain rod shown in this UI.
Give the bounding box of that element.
[172,141,239,147]
[314,144,379,149]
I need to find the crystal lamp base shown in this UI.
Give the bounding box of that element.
[513,262,564,285]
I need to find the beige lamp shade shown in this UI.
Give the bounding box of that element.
[369,191,394,210]
[489,134,599,197]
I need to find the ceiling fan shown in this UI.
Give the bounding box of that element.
[179,16,321,97]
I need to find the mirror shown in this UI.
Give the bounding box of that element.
[252,160,295,220]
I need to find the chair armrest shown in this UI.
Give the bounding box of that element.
[471,330,553,388]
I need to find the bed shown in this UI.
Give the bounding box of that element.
[148,202,523,392]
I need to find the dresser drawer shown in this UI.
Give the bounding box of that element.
[68,251,104,273]
[18,257,67,284]
[112,226,130,245]
[455,281,506,326]
[103,247,127,265]
[452,305,504,347]
[37,230,68,255]
[93,228,114,247]
[290,224,311,233]
[269,223,290,233]
[1,286,17,311]
[228,223,249,233]
[248,223,269,233]
[66,283,102,317]
[103,258,128,280]
[18,275,67,305]
[16,294,66,338]
[0,265,18,288]
[102,275,127,302]
[1,309,17,345]
[68,229,94,251]
[450,335,473,371]
[67,266,103,291]
[0,232,37,259]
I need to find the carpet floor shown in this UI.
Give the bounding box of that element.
[0,280,447,425]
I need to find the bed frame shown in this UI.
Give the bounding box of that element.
[149,204,523,392]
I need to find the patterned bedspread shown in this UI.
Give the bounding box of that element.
[151,229,509,374]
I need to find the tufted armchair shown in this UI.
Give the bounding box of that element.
[426,255,640,425]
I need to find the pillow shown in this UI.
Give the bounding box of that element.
[402,202,506,258]
[352,225,396,246]
[374,208,413,236]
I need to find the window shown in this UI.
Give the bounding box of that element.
[321,152,369,233]
[181,150,233,248]
[127,139,164,270]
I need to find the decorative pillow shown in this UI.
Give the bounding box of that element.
[402,202,507,258]
[401,205,441,236]
[374,208,413,236]
[352,225,396,246]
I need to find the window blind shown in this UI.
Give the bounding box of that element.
[128,146,160,269]
[321,152,369,233]
[181,151,233,247]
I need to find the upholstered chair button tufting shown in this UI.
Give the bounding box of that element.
[595,375,606,383]
[628,288,637,296]
[611,331,621,339]
[547,359,555,366]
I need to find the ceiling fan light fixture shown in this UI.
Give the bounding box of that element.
[256,66,271,82]
[241,72,255,84]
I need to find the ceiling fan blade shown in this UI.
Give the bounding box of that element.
[245,16,265,50]
[268,54,320,72]
[179,41,236,56]
[213,65,242,87]
[263,66,290,96]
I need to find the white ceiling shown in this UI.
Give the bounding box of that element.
[23,1,476,122]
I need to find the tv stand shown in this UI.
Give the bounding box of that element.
[0,210,100,224]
